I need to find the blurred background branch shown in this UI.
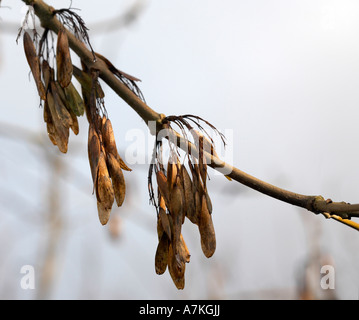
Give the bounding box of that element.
[0,0,146,35]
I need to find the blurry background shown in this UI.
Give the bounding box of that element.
[1,0,359,299]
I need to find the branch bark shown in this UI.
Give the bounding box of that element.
[21,0,359,231]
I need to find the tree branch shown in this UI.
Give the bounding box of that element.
[21,0,359,230]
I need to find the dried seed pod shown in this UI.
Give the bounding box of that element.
[23,31,46,100]
[96,153,115,225]
[100,114,107,132]
[44,103,57,147]
[188,163,201,222]
[101,117,132,172]
[43,98,51,124]
[199,194,216,258]
[167,155,178,192]
[56,27,73,88]
[55,81,67,103]
[102,118,118,156]
[156,171,170,208]
[198,135,208,189]
[106,152,126,207]
[204,189,213,214]
[159,195,173,234]
[41,60,52,93]
[50,81,73,129]
[157,210,164,241]
[97,201,111,226]
[195,176,213,216]
[159,194,167,211]
[88,124,101,184]
[159,206,172,241]
[46,121,57,146]
[168,242,185,290]
[94,114,104,138]
[189,160,200,191]
[190,160,212,215]
[97,153,115,205]
[63,82,85,117]
[46,91,69,153]
[170,176,184,224]
[155,233,169,275]
[53,81,78,135]
[170,175,185,263]
[166,233,190,275]
[179,234,191,264]
[69,108,79,135]
[74,65,91,105]
[117,155,132,172]
[193,190,201,225]
[181,166,196,224]
[190,130,207,187]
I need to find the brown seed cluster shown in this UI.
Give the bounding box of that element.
[22,27,132,224]
[88,115,131,225]
[150,116,224,289]
[154,156,216,289]
[23,29,84,153]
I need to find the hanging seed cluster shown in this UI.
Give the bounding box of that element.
[149,115,225,289]
[22,28,84,153]
[20,9,135,225]
[88,114,131,225]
